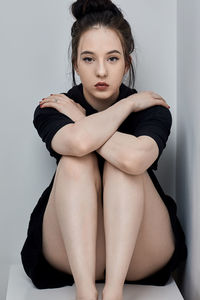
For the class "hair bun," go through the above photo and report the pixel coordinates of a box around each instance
[71,0,122,20]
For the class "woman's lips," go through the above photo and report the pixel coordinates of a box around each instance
[95,85,109,91]
[95,82,109,90]
[95,82,109,86]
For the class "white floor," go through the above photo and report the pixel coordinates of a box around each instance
[6,264,184,300]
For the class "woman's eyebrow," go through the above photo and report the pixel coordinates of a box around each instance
[80,50,122,56]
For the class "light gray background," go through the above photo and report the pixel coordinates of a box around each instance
[177,0,200,299]
[0,0,198,299]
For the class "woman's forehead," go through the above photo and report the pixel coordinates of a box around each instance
[78,26,123,53]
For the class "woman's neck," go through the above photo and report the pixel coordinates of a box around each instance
[82,86,120,112]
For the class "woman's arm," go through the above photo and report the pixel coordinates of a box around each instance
[40,95,134,157]
[74,97,134,155]
[40,91,169,160]
[96,131,159,175]
[96,103,172,175]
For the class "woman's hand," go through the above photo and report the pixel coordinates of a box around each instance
[127,91,170,113]
[39,93,86,122]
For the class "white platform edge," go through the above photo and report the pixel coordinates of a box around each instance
[6,264,184,300]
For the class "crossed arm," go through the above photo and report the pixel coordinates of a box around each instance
[95,131,159,175]
[50,95,159,175]
[74,97,159,175]
[70,110,158,175]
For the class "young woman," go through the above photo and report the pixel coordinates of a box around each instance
[21,1,187,300]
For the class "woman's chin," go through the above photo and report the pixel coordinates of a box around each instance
[83,86,119,104]
[93,87,119,99]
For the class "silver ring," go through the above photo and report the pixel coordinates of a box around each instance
[54,99,58,103]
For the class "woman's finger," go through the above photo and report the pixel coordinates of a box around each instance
[153,95,167,104]
[156,99,170,108]
[150,91,166,101]
[156,98,166,104]
[40,94,71,102]
[50,93,74,102]
[50,93,67,98]
[40,96,62,104]
[153,94,163,100]
[40,102,60,109]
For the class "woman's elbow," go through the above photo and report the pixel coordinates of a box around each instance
[122,152,145,175]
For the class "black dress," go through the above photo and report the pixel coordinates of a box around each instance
[21,83,187,289]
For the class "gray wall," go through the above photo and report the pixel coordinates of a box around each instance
[177,0,200,299]
[0,1,178,298]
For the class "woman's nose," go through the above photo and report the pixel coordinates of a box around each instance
[96,61,108,77]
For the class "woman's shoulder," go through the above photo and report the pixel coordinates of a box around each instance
[33,104,58,122]
[33,84,83,119]
[135,104,172,126]
[122,84,172,124]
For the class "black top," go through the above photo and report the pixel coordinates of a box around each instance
[21,82,187,289]
[33,83,172,172]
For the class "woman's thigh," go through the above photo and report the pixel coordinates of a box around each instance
[42,153,106,279]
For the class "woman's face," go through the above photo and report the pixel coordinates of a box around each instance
[74,26,129,111]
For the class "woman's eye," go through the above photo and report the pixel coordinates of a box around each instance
[82,57,119,63]
[83,57,93,63]
[109,57,119,62]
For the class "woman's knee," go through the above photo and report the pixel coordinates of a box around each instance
[103,160,144,186]
[57,152,101,182]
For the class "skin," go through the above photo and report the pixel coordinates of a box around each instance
[41,26,175,300]
[74,25,129,112]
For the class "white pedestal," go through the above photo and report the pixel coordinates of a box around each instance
[6,264,184,300]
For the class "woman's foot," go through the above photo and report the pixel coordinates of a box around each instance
[76,297,98,300]
[102,286,123,300]
[76,294,98,300]
[76,287,98,300]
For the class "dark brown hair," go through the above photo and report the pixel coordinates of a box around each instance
[68,0,136,88]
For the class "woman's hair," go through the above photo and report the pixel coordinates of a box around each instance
[68,0,136,88]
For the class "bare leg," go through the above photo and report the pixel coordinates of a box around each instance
[101,162,175,300]
[102,162,144,300]
[42,153,103,300]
